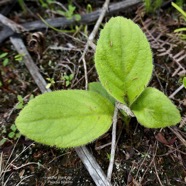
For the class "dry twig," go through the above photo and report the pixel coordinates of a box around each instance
[0,0,141,43]
[0,14,26,33]
[107,102,118,182]
[169,84,184,98]
[79,0,110,90]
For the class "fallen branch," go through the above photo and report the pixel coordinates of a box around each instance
[0,0,141,43]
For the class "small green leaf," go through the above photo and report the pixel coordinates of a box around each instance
[15,90,114,148]
[95,17,153,106]
[69,74,74,80]
[57,10,65,16]
[8,132,15,138]
[46,83,51,89]
[183,77,186,88]
[3,58,9,66]
[74,14,81,21]
[68,4,76,13]
[131,88,181,128]
[89,82,115,105]
[0,138,7,146]
[29,94,34,100]
[10,124,17,132]
[16,95,24,109]
[14,54,24,61]
[65,80,70,87]
[15,133,21,138]
[17,95,23,102]
[16,103,24,109]
[0,52,8,58]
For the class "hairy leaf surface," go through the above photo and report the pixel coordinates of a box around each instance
[95,17,153,106]
[131,88,181,128]
[89,82,115,105]
[16,90,114,148]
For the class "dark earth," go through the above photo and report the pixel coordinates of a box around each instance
[0,0,186,186]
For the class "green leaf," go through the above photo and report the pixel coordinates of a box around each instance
[183,77,186,88]
[10,124,17,132]
[16,95,24,109]
[131,88,181,128]
[15,133,21,138]
[95,17,153,106]
[68,4,76,13]
[15,90,114,148]
[89,82,115,105]
[8,132,15,138]
[0,52,8,58]
[69,74,74,80]
[57,10,66,16]
[3,58,9,66]
[172,2,186,19]
[0,138,7,146]
[65,80,70,87]
[15,103,24,109]
[74,14,81,21]
[46,83,51,89]
[17,95,23,102]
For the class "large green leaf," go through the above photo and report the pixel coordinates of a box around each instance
[95,17,153,106]
[89,82,115,105]
[16,90,114,148]
[131,88,181,128]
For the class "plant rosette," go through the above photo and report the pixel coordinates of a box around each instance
[15,17,181,148]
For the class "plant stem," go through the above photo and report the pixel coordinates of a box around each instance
[107,102,118,182]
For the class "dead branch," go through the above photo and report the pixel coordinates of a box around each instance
[0,14,26,33]
[0,0,13,6]
[0,0,141,44]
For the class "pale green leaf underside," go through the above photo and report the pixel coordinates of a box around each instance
[131,88,181,128]
[89,82,115,105]
[16,90,114,148]
[95,17,153,106]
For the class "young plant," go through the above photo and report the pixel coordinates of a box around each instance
[0,52,9,66]
[57,4,81,21]
[39,0,54,8]
[14,53,24,62]
[8,124,21,139]
[15,17,181,148]
[62,73,74,87]
[16,95,24,109]
[46,77,55,89]
[143,0,163,13]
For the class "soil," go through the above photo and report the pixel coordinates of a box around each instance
[0,1,186,186]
